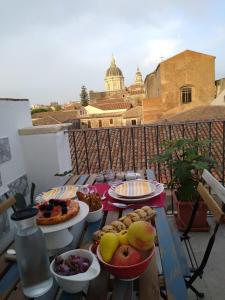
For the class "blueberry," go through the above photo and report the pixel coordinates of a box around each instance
[61,207,67,215]
[45,204,53,211]
[43,211,51,218]
[39,204,47,211]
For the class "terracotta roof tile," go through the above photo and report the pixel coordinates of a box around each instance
[122,106,142,118]
[32,111,79,125]
[159,105,225,122]
[67,120,225,184]
[91,102,131,111]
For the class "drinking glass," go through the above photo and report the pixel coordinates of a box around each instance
[77,185,89,195]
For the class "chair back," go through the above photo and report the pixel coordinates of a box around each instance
[197,183,224,223]
[199,169,225,223]
[202,169,225,205]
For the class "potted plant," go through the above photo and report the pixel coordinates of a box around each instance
[151,138,215,231]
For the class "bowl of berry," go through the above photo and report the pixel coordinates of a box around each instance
[50,249,100,293]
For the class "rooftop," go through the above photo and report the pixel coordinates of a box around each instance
[159,105,225,122]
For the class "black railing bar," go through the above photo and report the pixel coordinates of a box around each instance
[143,126,147,170]
[208,121,213,173]
[223,121,225,185]
[168,124,174,213]
[195,122,198,140]
[182,123,185,138]
[119,128,124,171]
[83,130,90,174]
[156,125,160,182]
[208,121,212,157]
[131,127,136,172]
[107,129,112,170]
[95,129,101,172]
[72,132,79,174]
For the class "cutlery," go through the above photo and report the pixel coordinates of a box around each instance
[101,191,107,200]
[108,202,133,208]
[108,202,157,209]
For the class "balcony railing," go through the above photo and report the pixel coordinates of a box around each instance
[65,120,225,186]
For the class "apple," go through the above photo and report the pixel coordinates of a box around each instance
[118,230,129,245]
[127,221,155,250]
[91,241,99,254]
[111,245,143,266]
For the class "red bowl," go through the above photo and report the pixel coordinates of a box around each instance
[96,245,155,280]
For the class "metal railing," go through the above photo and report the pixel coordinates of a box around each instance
[65,120,225,186]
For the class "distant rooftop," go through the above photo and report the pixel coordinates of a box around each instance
[158,105,225,123]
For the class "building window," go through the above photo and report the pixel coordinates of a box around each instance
[87,120,91,128]
[99,120,102,127]
[131,119,137,125]
[110,119,113,125]
[181,86,192,104]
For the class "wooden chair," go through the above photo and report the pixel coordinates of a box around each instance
[176,170,225,298]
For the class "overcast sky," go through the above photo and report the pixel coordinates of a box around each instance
[0,0,225,105]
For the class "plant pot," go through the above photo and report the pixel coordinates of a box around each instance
[173,191,209,232]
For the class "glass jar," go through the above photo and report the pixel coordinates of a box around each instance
[11,208,53,298]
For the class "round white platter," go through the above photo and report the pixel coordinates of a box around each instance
[114,179,156,198]
[35,185,78,204]
[38,201,89,250]
[108,182,164,203]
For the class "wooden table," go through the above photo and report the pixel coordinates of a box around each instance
[0,171,188,300]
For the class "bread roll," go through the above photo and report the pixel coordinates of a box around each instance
[92,206,156,241]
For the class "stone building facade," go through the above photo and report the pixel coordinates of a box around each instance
[215,78,225,96]
[143,50,216,123]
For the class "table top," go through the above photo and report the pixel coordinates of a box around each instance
[0,171,188,300]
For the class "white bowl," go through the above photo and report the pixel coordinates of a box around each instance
[86,205,103,223]
[50,249,100,293]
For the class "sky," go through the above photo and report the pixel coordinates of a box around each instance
[0,0,225,105]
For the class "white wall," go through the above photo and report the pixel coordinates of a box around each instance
[19,125,72,196]
[0,99,32,189]
[0,99,32,253]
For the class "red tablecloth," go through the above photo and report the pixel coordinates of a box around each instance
[91,183,166,211]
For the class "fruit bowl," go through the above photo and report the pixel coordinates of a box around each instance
[86,205,103,223]
[50,249,100,293]
[96,245,155,280]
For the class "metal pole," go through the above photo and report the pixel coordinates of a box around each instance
[144,126,147,170]
[95,130,101,172]
[83,130,90,174]
[156,125,160,182]
[72,131,79,174]
[107,129,112,170]
[222,121,225,185]
[131,127,136,171]
[119,128,124,171]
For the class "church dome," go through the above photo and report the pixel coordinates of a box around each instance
[106,56,123,77]
[135,67,143,84]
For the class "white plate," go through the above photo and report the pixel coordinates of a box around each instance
[35,185,78,203]
[108,182,164,203]
[114,179,156,198]
[39,201,89,233]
